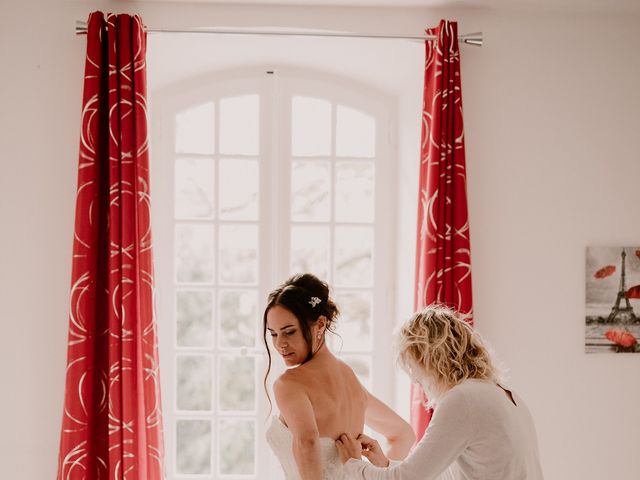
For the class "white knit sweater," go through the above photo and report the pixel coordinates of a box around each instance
[345,379,544,480]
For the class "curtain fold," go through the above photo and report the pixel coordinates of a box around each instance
[410,19,474,441]
[57,11,164,479]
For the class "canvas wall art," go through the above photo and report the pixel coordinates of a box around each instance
[586,247,640,353]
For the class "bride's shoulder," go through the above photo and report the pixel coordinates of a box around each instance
[274,368,306,388]
[272,370,312,408]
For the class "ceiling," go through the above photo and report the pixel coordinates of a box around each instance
[140,0,477,5]
[138,0,640,13]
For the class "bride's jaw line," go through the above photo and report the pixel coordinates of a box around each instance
[282,350,303,366]
[283,337,327,368]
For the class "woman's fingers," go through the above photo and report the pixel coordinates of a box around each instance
[357,433,380,451]
[340,433,357,447]
[335,437,350,464]
[335,433,362,463]
[354,434,389,467]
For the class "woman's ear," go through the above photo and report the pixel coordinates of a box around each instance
[316,315,327,335]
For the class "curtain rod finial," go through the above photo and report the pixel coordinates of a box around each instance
[461,32,482,46]
[76,20,87,35]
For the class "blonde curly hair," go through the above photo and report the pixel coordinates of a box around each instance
[395,305,498,397]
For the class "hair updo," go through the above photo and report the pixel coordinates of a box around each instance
[262,273,339,408]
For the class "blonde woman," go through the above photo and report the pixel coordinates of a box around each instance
[336,305,544,480]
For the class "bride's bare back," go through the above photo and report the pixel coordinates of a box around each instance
[279,350,367,439]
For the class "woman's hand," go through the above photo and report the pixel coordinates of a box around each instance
[335,433,362,464]
[357,433,390,467]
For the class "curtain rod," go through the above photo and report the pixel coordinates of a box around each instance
[74,21,482,46]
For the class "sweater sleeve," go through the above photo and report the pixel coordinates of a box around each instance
[343,388,474,480]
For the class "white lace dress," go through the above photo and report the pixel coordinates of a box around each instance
[265,416,350,480]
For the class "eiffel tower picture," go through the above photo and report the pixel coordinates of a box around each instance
[585,247,640,353]
[606,248,638,324]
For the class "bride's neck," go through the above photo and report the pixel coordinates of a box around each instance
[310,341,333,362]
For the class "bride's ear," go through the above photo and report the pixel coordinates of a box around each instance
[316,315,327,335]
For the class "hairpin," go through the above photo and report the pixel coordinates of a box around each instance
[309,296,321,308]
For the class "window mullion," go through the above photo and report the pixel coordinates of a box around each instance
[330,101,337,286]
[275,72,292,283]
[259,70,286,479]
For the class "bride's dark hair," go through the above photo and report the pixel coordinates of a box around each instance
[263,273,339,413]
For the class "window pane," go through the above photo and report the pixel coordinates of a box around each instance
[220,95,259,155]
[176,355,211,411]
[336,105,375,158]
[219,289,257,348]
[176,290,213,347]
[219,356,256,412]
[334,226,373,287]
[333,291,372,352]
[176,420,211,475]
[335,161,374,223]
[290,226,330,279]
[175,102,215,155]
[219,225,258,285]
[219,158,259,220]
[292,96,331,156]
[219,419,255,475]
[291,160,330,222]
[175,157,215,219]
[175,224,214,283]
[341,355,371,389]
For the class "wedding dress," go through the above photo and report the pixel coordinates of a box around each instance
[265,415,350,480]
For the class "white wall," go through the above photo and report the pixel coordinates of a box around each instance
[469,9,640,480]
[1,1,639,479]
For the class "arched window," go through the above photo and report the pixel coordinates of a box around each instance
[152,67,397,479]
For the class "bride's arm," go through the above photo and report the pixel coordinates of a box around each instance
[364,390,415,460]
[274,376,323,480]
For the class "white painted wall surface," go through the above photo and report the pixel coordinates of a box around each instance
[1,1,639,479]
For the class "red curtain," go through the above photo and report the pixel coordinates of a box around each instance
[410,19,474,440]
[57,12,164,479]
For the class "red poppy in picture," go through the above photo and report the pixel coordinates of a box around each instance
[594,265,616,279]
[604,329,637,348]
[627,285,640,299]
[636,250,640,261]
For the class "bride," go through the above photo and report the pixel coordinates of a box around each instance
[263,273,415,480]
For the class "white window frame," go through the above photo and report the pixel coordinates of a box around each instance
[151,66,398,480]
